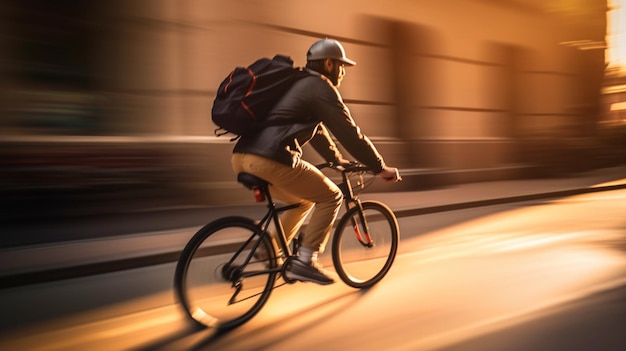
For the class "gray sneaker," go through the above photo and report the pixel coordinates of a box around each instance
[285,259,334,285]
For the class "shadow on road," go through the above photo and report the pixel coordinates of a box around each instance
[438,284,626,351]
[143,288,369,351]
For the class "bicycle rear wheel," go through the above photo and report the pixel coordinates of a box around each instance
[332,201,399,288]
[174,216,277,330]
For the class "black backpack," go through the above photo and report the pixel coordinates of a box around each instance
[212,54,303,138]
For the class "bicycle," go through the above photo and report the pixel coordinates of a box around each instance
[173,162,400,330]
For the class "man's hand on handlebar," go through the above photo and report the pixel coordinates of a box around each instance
[327,158,356,171]
[321,161,401,182]
[379,167,402,183]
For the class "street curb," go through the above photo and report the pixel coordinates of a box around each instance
[2,183,626,290]
[394,183,626,217]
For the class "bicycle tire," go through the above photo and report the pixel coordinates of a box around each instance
[174,216,277,330]
[332,201,399,288]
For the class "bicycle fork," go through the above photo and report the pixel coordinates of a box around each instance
[350,201,374,247]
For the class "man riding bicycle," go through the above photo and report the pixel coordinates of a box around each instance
[231,38,401,285]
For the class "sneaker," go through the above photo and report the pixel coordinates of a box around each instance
[285,259,334,285]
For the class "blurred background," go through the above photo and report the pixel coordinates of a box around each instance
[1,0,624,223]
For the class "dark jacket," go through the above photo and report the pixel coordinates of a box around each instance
[233,69,387,174]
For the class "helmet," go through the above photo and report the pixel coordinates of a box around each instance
[306,39,356,66]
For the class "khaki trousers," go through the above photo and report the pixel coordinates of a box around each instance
[231,153,343,253]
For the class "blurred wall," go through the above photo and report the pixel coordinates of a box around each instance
[0,0,608,205]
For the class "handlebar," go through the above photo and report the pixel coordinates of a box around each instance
[318,161,402,184]
[316,162,371,173]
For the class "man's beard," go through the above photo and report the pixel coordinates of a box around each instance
[326,68,342,87]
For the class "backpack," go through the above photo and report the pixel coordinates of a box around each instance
[211,54,302,138]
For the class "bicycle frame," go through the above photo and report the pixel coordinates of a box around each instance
[256,188,301,260]
[235,162,376,278]
[228,183,301,281]
[175,162,398,329]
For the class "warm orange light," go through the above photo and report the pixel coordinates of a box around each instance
[608,0,626,69]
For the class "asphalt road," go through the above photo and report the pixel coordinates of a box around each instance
[0,189,625,351]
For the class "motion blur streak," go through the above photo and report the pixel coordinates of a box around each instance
[1,0,620,223]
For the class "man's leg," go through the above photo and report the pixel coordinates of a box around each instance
[232,153,342,252]
[232,153,342,284]
[233,153,314,243]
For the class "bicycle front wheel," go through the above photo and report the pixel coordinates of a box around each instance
[332,201,399,288]
[174,216,277,330]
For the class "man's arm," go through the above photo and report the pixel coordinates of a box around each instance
[312,80,386,173]
[309,123,350,165]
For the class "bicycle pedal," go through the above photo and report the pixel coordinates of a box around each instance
[281,259,299,284]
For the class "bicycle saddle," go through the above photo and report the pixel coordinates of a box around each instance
[237,172,270,190]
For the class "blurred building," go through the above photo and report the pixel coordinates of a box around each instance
[0,0,610,212]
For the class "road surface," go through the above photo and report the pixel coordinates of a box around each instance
[1,189,625,350]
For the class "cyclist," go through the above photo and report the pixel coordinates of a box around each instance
[232,38,401,285]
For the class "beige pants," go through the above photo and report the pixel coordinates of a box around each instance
[231,153,343,252]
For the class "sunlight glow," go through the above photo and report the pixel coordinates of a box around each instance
[608,0,626,68]
[610,101,626,110]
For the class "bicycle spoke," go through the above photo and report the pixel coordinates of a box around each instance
[174,217,277,330]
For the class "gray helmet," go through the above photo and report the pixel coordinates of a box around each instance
[306,39,356,66]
